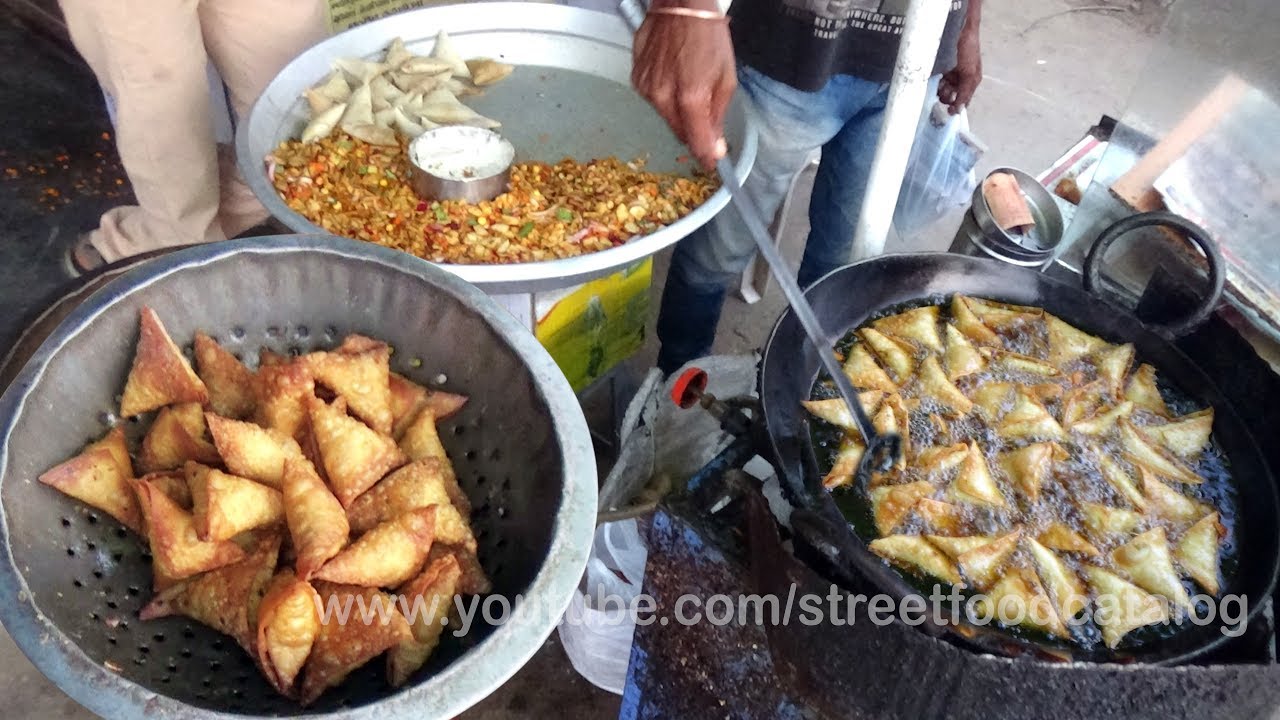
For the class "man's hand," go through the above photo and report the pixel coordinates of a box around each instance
[938,11,981,114]
[631,7,736,170]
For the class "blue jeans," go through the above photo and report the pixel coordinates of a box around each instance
[656,66,893,374]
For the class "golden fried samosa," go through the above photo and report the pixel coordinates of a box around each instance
[1084,565,1168,648]
[313,507,437,588]
[926,534,994,560]
[299,582,413,706]
[1096,453,1148,512]
[1119,420,1202,485]
[958,528,1022,590]
[983,348,1060,377]
[951,296,1002,346]
[187,462,284,542]
[841,343,898,393]
[918,356,973,417]
[1142,469,1210,525]
[388,555,462,687]
[1080,501,1143,541]
[389,372,431,438]
[193,332,256,419]
[282,458,349,579]
[139,535,280,654]
[1125,364,1169,416]
[139,402,221,473]
[309,396,408,507]
[869,481,935,536]
[997,442,1057,502]
[1038,522,1101,557]
[943,324,986,380]
[872,306,943,353]
[1110,527,1192,611]
[426,542,490,595]
[305,343,393,436]
[1026,537,1088,622]
[961,297,1044,329]
[918,443,969,477]
[822,436,865,490]
[1092,343,1135,398]
[869,535,961,585]
[143,470,192,510]
[914,498,967,535]
[1069,401,1134,436]
[256,570,323,697]
[206,413,302,490]
[253,360,315,441]
[970,381,1016,421]
[1046,314,1110,367]
[947,442,1006,508]
[860,327,916,383]
[399,406,450,466]
[1176,513,1223,595]
[466,58,514,86]
[346,459,475,549]
[1061,381,1108,428]
[1143,409,1214,459]
[800,391,884,432]
[972,567,1067,639]
[998,391,1066,442]
[39,430,141,533]
[133,477,246,581]
[120,307,209,417]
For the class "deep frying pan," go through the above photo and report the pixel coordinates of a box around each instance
[759,214,1280,664]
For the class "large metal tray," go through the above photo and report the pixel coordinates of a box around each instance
[238,3,758,294]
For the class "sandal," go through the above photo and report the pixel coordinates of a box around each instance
[63,231,107,277]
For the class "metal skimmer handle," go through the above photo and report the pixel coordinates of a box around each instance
[714,157,901,473]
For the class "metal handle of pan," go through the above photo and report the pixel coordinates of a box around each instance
[1082,211,1225,338]
[713,157,901,473]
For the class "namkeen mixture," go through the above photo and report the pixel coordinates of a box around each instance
[270,134,717,264]
[270,33,718,265]
[804,296,1229,650]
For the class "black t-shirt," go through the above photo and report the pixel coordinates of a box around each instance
[730,0,969,91]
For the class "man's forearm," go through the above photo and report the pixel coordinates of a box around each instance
[963,0,981,33]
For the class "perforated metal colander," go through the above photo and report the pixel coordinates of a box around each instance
[0,236,597,719]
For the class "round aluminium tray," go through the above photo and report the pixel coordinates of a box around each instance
[0,236,598,718]
[238,3,759,295]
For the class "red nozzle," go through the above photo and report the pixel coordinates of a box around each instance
[671,368,708,409]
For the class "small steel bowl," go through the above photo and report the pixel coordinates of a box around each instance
[971,166,1065,256]
[408,126,515,203]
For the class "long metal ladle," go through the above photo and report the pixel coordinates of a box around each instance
[714,157,901,474]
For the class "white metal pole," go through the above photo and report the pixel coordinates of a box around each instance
[850,0,953,260]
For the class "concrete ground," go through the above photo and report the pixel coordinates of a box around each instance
[0,0,1165,717]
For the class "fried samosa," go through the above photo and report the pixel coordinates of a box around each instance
[256,570,323,697]
[188,462,285,542]
[309,396,408,507]
[869,535,961,585]
[870,481,935,536]
[139,402,221,473]
[299,583,413,706]
[313,506,437,588]
[194,332,256,419]
[282,458,349,579]
[39,428,141,533]
[388,555,461,687]
[120,307,209,417]
[1176,513,1223,595]
[139,534,280,653]
[133,477,246,581]
[1084,565,1169,648]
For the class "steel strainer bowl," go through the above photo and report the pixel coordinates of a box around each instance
[0,235,597,719]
